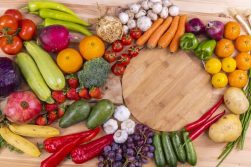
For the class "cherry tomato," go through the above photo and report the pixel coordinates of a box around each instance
[111,63,126,76]
[128,45,140,57]
[18,19,36,41]
[117,53,131,66]
[1,36,23,55]
[112,40,123,52]
[4,9,22,22]
[104,50,117,63]
[0,15,18,35]
[121,34,133,46]
[130,27,142,39]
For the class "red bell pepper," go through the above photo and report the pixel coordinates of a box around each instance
[184,96,224,132]
[43,127,100,153]
[71,134,114,164]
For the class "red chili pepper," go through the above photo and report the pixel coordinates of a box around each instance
[188,110,225,141]
[43,127,100,153]
[185,96,224,132]
[71,134,114,164]
[41,133,97,167]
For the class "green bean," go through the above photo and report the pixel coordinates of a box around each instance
[41,18,92,36]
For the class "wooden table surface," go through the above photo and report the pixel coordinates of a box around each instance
[0,0,251,167]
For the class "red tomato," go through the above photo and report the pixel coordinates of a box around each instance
[18,19,36,41]
[117,53,131,66]
[104,50,117,63]
[112,40,123,52]
[0,15,18,35]
[1,36,23,55]
[112,63,126,76]
[130,27,142,39]
[4,9,22,22]
[121,34,133,46]
[128,45,140,57]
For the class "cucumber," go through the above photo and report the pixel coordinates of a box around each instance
[183,131,197,166]
[16,52,54,104]
[87,99,114,129]
[170,131,186,163]
[153,133,166,167]
[24,41,65,91]
[161,132,177,167]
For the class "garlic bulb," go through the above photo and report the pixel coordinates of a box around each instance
[119,12,129,24]
[152,2,162,14]
[147,10,158,21]
[127,19,137,29]
[123,25,129,34]
[137,16,152,31]
[141,0,150,10]
[125,10,135,19]
[162,0,172,7]
[135,9,147,18]
[160,7,169,18]
[129,3,141,14]
[169,5,180,16]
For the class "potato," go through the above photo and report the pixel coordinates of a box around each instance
[209,114,242,143]
[224,87,249,114]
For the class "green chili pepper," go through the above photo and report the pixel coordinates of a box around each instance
[180,33,199,51]
[41,18,92,36]
[33,9,90,27]
[27,1,77,17]
[194,40,216,60]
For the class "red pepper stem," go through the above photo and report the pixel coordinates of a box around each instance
[189,110,226,141]
[185,96,224,132]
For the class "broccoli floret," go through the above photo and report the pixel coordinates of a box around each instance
[78,58,110,89]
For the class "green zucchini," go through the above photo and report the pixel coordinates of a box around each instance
[153,133,166,167]
[24,41,65,90]
[16,52,54,104]
[183,131,197,166]
[171,131,186,163]
[161,132,177,167]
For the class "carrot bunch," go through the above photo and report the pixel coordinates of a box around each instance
[136,15,187,53]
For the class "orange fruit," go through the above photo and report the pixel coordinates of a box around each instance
[235,52,251,70]
[224,21,241,40]
[228,70,248,88]
[215,39,235,58]
[57,48,83,74]
[79,35,105,60]
[235,35,251,52]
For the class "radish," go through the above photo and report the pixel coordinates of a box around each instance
[39,25,70,53]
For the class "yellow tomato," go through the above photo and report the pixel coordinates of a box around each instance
[221,57,236,73]
[211,72,228,88]
[205,58,222,74]
[56,48,83,74]
[79,35,105,60]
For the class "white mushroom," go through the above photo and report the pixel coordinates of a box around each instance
[169,5,180,16]
[129,3,141,14]
[135,9,147,18]
[119,12,129,24]
[141,0,150,10]
[148,1,154,8]
[127,19,137,29]
[160,7,169,18]
[137,16,152,31]
[123,25,129,34]
[162,0,172,7]
[152,2,162,14]
[125,10,135,19]
[147,10,158,21]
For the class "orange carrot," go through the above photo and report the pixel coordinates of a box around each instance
[158,16,180,48]
[169,15,188,52]
[147,17,173,49]
[136,18,164,46]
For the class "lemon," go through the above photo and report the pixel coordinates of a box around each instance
[221,57,236,73]
[211,72,228,88]
[205,58,222,74]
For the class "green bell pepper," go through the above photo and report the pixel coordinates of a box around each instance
[179,33,199,51]
[194,40,216,60]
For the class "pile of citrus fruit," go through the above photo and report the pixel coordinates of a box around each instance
[205,21,251,88]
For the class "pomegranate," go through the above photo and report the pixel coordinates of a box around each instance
[3,91,42,124]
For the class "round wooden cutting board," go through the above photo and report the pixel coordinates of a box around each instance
[122,49,224,131]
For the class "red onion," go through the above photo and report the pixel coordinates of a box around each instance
[206,21,225,41]
[39,25,70,53]
[185,18,205,35]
